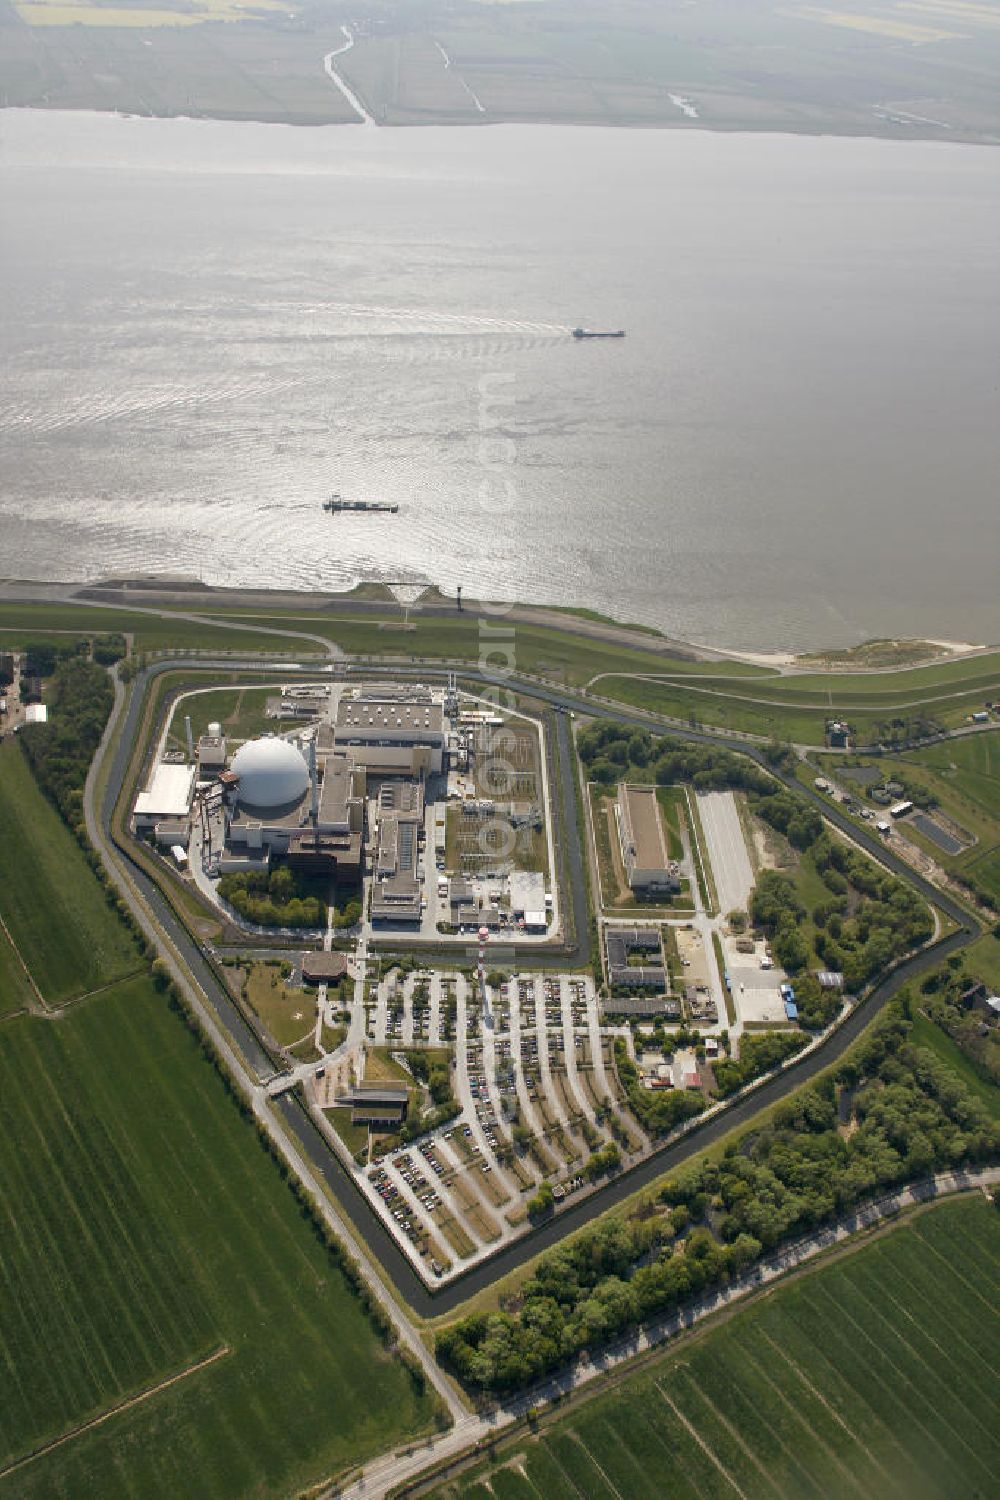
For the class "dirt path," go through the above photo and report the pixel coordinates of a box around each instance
[0,911,48,1013]
[0,1346,230,1483]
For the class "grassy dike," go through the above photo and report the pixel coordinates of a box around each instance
[4,597,998,747]
[0,733,443,1496]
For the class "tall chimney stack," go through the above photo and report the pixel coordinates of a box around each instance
[184,715,195,762]
[309,736,319,830]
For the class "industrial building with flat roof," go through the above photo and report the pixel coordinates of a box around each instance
[133,763,197,832]
[602,995,681,1018]
[334,689,445,775]
[615,783,680,894]
[371,804,422,924]
[605,926,668,992]
[337,1081,409,1128]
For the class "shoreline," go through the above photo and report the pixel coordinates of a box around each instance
[0,572,991,672]
[0,103,995,151]
[2,104,999,151]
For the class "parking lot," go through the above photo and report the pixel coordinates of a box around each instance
[343,972,644,1282]
[697,790,755,916]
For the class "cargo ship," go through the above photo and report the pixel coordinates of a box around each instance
[572,327,625,339]
[323,494,399,515]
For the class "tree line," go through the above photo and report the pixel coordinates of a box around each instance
[18,658,114,830]
[578,721,822,848]
[751,831,933,1021]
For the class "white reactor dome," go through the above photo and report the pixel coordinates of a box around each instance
[231,736,310,810]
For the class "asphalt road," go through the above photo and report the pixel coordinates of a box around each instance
[102,654,979,1317]
[100,661,277,1079]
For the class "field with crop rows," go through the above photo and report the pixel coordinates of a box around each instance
[430,1195,1000,1500]
[0,741,438,1494]
[0,745,141,1003]
[0,977,438,1497]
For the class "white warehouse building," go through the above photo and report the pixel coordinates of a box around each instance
[133,763,196,837]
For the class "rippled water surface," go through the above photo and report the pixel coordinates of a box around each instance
[2,110,998,650]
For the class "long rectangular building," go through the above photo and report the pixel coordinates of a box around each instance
[371,809,422,924]
[615,783,679,894]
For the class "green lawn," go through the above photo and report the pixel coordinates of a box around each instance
[598,673,830,742]
[245,960,316,1048]
[0,745,141,1003]
[655,785,685,860]
[430,1195,1000,1500]
[0,979,438,1496]
[598,670,1000,746]
[2,601,998,736]
[0,603,320,658]
[0,602,758,687]
[966,847,1000,903]
[170,685,276,744]
[888,734,1000,826]
[968,933,1000,991]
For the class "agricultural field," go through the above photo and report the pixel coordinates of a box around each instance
[427,1194,1000,1500]
[15,0,288,25]
[0,728,439,1491]
[0,6,361,123]
[0,924,36,1019]
[0,978,439,1497]
[4,0,1000,137]
[335,0,1000,138]
[0,744,141,1004]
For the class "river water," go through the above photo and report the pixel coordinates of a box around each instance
[1,109,998,651]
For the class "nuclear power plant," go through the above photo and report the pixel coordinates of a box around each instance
[130,675,556,941]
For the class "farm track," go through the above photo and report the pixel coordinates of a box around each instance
[0,1347,230,1483]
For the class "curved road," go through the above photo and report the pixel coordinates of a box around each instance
[93,652,979,1320]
